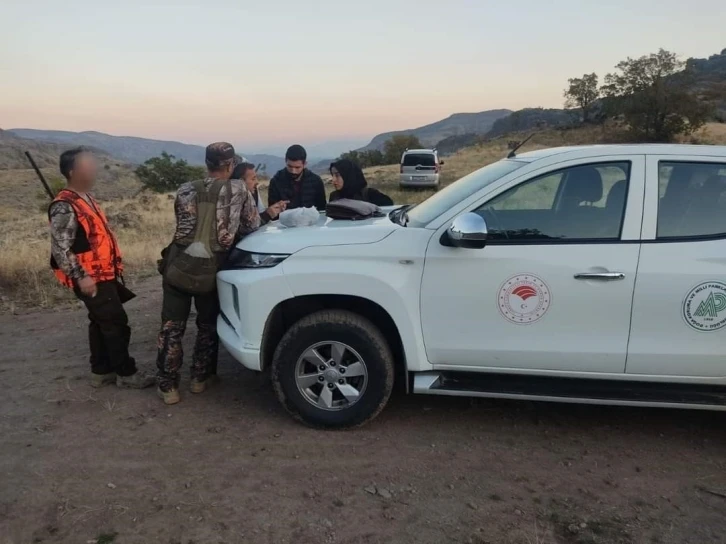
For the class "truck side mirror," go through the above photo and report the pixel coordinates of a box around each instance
[446,213,488,249]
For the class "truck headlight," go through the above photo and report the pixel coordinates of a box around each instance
[222,249,289,270]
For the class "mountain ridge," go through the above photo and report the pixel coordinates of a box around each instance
[8,129,287,174]
[0,128,117,170]
[358,109,512,151]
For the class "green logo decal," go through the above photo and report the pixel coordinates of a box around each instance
[694,292,726,318]
[683,282,726,332]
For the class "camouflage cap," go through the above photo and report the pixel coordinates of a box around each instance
[205,142,237,168]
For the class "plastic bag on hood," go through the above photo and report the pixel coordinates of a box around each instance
[278,206,320,228]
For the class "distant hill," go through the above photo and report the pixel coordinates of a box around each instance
[359,109,512,151]
[433,109,576,154]
[486,108,575,139]
[8,129,286,173]
[304,139,369,160]
[0,129,116,170]
[687,48,726,83]
[687,48,726,118]
[309,158,335,175]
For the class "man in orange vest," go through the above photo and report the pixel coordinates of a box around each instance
[49,148,154,389]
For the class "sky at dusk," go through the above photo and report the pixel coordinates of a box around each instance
[1,0,725,155]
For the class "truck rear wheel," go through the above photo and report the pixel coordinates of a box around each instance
[271,310,395,428]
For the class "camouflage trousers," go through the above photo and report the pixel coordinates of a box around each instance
[156,282,219,391]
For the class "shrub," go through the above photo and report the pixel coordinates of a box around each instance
[135,152,205,193]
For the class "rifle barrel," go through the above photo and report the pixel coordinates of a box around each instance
[25,151,54,200]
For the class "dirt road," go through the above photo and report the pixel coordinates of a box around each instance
[2,277,726,544]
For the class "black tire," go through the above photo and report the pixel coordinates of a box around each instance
[271,310,394,429]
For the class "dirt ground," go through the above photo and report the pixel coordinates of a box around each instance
[2,278,726,544]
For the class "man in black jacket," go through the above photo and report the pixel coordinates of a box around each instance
[268,144,326,210]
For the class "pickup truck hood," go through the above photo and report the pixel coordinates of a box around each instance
[238,211,400,254]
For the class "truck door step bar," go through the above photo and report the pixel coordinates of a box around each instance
[412,372,726,411]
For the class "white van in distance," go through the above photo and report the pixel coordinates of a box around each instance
[399,148,443,188]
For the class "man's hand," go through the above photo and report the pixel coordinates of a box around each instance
[266,200,289,219]
[78,276,97,298]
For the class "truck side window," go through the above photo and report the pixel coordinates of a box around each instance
[657,161,726,239]
[475,162,631,242]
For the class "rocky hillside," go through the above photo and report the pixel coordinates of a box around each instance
[486,108,575,139]
[359,109,512,151]
[434,109,574,154]
[8,129,286,172]
[440,48,726,154]
[688,48,726,80]
[687,48,726,118]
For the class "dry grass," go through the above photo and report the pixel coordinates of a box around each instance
[1,123,725,310]
[685,122,726,145]
[109,197,176,278]
[0,212,68,308]
[0,193,174,309]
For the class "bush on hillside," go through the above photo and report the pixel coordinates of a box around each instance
[337,135,423,168]
[602,49,712,142]
[135,152,205,193]
[339,149,386,168]
[383,134,423,164]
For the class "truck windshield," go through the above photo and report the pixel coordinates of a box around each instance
[405,159,527,227]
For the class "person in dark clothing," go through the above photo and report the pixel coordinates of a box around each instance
[268,144,326,210]
[329,158,394,206]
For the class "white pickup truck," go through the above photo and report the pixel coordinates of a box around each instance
[217,144,726,428]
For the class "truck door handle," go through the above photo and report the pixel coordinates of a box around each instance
[574,272,625,281]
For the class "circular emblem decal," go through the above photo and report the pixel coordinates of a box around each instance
[497,274,551,325]
[682,281,726,332]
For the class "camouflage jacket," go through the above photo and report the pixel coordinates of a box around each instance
[173,177,262,249]
[48,197,90,282]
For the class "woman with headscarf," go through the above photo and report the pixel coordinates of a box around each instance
[329,159,393,206]
[231,162,287,223]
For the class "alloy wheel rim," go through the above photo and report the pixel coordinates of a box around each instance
[294,341,368,411]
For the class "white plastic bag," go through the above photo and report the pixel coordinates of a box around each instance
[278,207,320,228]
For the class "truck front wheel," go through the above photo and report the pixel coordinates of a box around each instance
[271,310,395,428]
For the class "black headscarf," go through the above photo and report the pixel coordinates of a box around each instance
[330,158,367,199]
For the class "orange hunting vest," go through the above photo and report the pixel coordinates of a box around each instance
[49,189,123,288]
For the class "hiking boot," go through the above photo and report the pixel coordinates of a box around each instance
[157,387,180,405]
[190,374,220,394]
[116,372,155,389]
[90,372,117,388]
